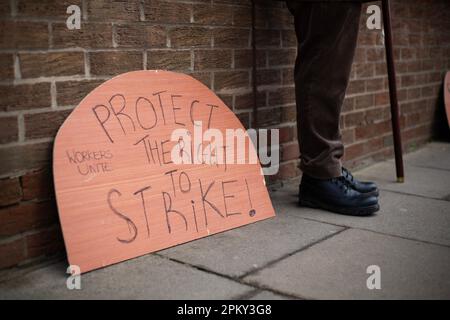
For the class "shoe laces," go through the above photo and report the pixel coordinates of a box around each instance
[342,167,354,183]
[331,176,353,193]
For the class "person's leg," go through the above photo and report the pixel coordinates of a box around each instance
[286,1,379,216]
[287,1,361,179]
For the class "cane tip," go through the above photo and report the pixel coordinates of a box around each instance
[397,176,404,183]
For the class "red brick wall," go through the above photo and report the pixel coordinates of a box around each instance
[0,0,449,271]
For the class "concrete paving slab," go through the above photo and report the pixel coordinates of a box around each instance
[159,209,343,278]
[355,162,450,200]
[0,254,253,300]
[276,183,450,246]
[244,229,450,299]
[394,142,450,171]
[249,290,292,300]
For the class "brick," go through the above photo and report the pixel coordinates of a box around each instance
[87,0,140,21]
[355,120,391,140]
[342,96,355,112]
[401,48,415,60]
[26,227,64,259]
[357,31,381,46]
[344,111,365,128]
[375,63,387,76]
[170,27,211,48]
[90,51,142,76]
[0,0,10,17]
[281,30,297,47]
[374,91,389,106]
[17,0,82,18]
[52,23,113,48]
[255,30,281,48]
[214,71,249,91]
[115,24,166,48]
[268,48,296,67]
[354,63,374,79]
[217,0,251,6]
[366,48,385,62]
[0,200,58,237]
[344,142,364,160]
[281,143,299,161]
[194,4,232,26]
[281,105,296,122]
[232,6,252,27]
[256,69,281,86]
[187,72,212,89]
[354,94,374,110]
[0,21,49,49]
[402,124,431,142]
[282,68,294,85]
[264,8,294,30]
[0,116,18,144]
[24,110,72,140]
[257,107,281,127]
[365,106,390,123]
[271,161,300,182]
[353,47,366,64]
[407,87,421,100]
[0,83,51,111]
[366,78,385,92]
[217,94,233,107]
[346,80,365,95]
[278,126,294,143]
[0,142,52,176]
[213,28,250,48]
[234,49,266,68]
[19,52,84,78]
[421,59,434,72]
[341,128,354,144]
[268,86,295,106]
[421,86,436,98]
[406,60,422,73]
[0,177,22,207]
[405,112,421,128]
[235,91,265,110]
[235,112,250,129]
[0,238,25,269]
[56,79,104,106]
[0,53,14,80]
[144,0,191,24]
[147,50,191,71]
[194,49,232,70]
[401,74,416,88]
[21,168,53,201]
[234,92,252,110]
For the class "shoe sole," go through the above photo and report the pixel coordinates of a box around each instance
[299,197,380,216]
[362,189,379,197]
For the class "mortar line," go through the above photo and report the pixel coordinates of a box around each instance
[153,253,305,300]
[407,164,450,173]
[293,215,450,249]
[377,187,450,203]
[232,288,261,300]
[238,227,349,279]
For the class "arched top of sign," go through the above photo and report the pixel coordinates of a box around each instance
[444,71,450,128]
[53,70,275,273]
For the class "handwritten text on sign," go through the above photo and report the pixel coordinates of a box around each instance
[53,71,275,273]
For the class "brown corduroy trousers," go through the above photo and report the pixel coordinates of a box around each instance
[286,1,362,179]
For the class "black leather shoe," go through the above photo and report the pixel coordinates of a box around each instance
[342,167,379,197]
[299,174,379,216]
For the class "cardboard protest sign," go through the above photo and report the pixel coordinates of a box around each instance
[444,71,450,128]
[53,70,275,273]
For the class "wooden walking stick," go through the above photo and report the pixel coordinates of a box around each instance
[382,0,405,182]
[251,0,258,129]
